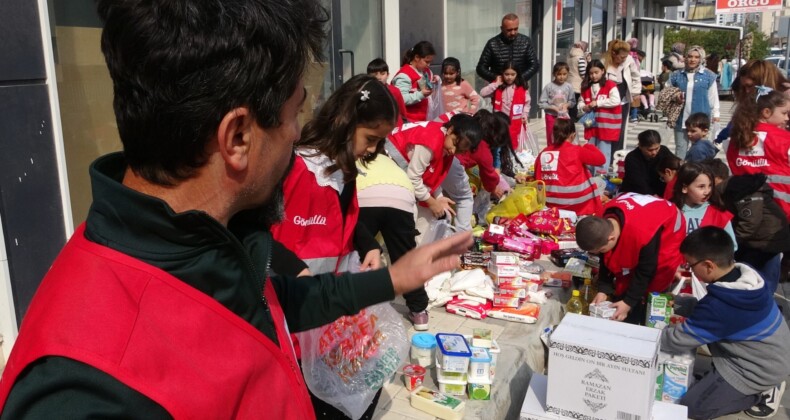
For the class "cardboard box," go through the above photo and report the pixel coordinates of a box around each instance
[523,374,686,420]
[520,374,559,420]
[547,314,660,420]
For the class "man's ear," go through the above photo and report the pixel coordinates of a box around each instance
[216,107,254,171]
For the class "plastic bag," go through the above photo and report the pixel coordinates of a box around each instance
[485,181,546,224]
[578,110,597,129]
[517,123,540,156]
[418,218,456,247]
[671,273,708,300]
[426,78,445,122]
[297,302,409,419]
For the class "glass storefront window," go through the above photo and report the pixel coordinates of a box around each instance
[446,0,533,91]
[591,0,608,60]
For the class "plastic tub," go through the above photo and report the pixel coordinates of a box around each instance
[410,333,437,368]
[436,333,472,373]
[437,369,468,396]
[467,376,493,400]
[402,364,427,391]
[468,347,492,381]
[488,339,501,380]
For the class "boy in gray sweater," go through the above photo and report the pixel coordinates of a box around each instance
[662,227,790,419]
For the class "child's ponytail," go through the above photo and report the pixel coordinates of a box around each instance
[402,41,435,66]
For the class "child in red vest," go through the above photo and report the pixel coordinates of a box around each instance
[671,162,736,247]
[270,74,400,418]
[480,62,530,150]
[392,41,437,122]
[534,117,605,216]
[579,59,622,174]
[385,114,483,232]
[367,58,407,126]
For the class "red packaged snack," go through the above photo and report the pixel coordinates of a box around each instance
[445,297,492,320]
[525,208,575,235]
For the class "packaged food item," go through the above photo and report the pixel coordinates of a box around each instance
[402,364,427,391]
[467,347,492,382]
[662,354,694,403]
[467,378,492,400]
[646,292,672,329]
[487,262,519,279]
[460,251,490,270]
[500,236,538,257]
[589,301,616,319]
[491,251,519,266]
[411,332,437,368]
[495,284,528,299]
[436,370,468,396]
[487,302,541,323]
[471,328,492,348]
[410,386,465,420]
[549,248,586,267]
[565,290,586,315]
[492,294,520,308]
[436,333,472,373]
[542,271,572,288]
[482,224,507,245]
[445,297,491,320]
[488,339,501,380]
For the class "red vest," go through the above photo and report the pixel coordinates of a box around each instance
[0,226,314,419]
[494,86,528,150]
[581,81,622,142]
[700,204,734,230]
[535,142,603,215]
[394,65,432,122]
[388,121,454,196]
[270,154,358,274]
[727,122,790,220]
[601,193,686,296]
[387,84,408,127]
[663,177,677,201]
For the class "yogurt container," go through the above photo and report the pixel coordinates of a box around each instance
[402,364,427,391]
[467,376,492,400]
[468,347,492,381]
[410,333,437,368]
[488,339,501,380]
[437,370,468,397]
[436,333,472,373]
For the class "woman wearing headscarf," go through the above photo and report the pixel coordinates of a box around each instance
[667,45,720,159]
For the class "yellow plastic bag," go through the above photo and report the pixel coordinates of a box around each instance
[485,181,545,224]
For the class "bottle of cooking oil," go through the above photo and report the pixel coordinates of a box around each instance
[565,290,587,315]
[579,278,597,304]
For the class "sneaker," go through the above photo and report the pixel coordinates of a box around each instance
[409,311,429,331]
[629,118,638,123]
[745,381,786,418]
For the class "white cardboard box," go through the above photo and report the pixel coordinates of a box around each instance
[546,314,661,420]
[522,374,687,420]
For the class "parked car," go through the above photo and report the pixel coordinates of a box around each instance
[764,56,788,77]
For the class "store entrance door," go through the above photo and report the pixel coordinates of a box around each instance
[301,0,384,123]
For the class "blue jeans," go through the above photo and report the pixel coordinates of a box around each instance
[440,158,474,231]
[674,128,690,160]
[630,105,639,121]
[589,138,612,174]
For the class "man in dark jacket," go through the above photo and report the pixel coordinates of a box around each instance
[476,13,540,85]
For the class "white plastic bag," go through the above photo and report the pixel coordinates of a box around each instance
[671,273,708,300]
[426,78,445,121]
[297,302,409,419]
[418,218,455,247]
[517,123,540,156]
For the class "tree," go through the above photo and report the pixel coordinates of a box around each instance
[664,22,769,60]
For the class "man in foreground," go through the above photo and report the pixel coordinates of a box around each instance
[0,1,471,418]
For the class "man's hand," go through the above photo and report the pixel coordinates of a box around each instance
[492,185,507,199]
[610,301,632,322]
[389,232,473,295]
[359,249,382,271]
[591,292,608,304]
